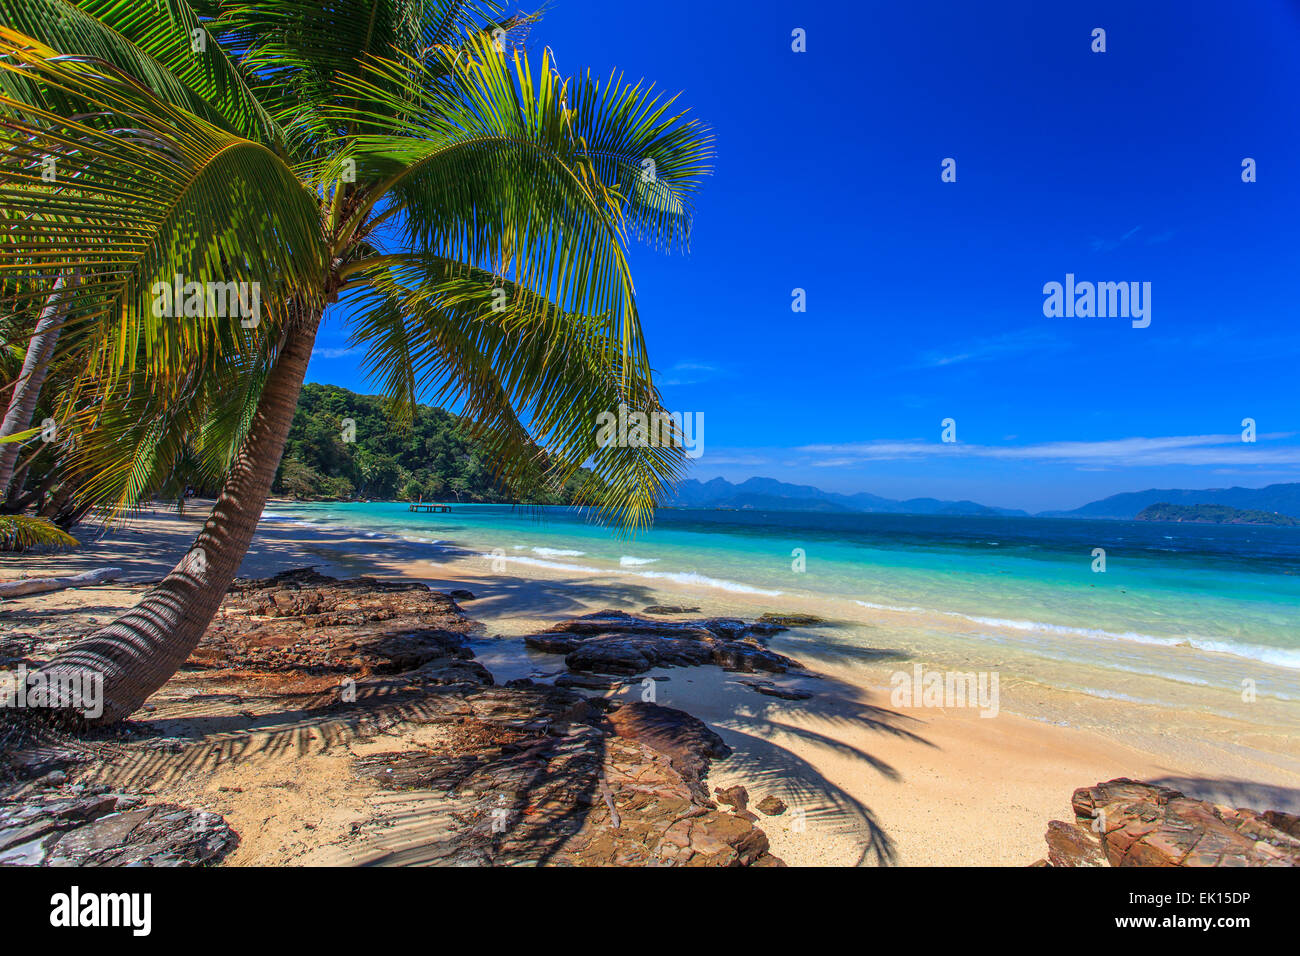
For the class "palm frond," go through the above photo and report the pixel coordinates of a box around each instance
[0,0,282,144]
[352,254,687,529]
[0,513,77,551]
[208,0,521,149]
[0,29,327,389]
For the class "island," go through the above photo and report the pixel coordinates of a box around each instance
[1135,502,1300,527]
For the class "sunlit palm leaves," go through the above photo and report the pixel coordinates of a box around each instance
[0,0,281,144]
[0,29,326,382]
[0,2,713,531]
[0,513,78,550]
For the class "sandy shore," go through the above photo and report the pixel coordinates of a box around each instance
[3,503,1298,866]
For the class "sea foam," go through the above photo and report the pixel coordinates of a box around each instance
[855,600,1300,670]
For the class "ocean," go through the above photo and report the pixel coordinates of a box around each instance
[262,502,1300,726]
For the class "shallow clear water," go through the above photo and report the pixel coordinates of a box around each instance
[262,503,1300,717]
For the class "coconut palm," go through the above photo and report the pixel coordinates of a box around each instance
[0,276,74,496]
[0,428,77,550]
[0,0,711,724]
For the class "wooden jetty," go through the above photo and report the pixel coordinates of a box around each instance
[408,503,451,513]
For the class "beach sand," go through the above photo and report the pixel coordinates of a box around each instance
[3,504,1298,866]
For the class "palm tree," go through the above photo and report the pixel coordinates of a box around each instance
[0,276,74,496]
[0,0,711,725]
[0,429,77,550]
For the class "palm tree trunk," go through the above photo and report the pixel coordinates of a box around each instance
[0,277,72,497]
[39,307,322,725]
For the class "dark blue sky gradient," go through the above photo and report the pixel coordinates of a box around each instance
[307,0,1300,511]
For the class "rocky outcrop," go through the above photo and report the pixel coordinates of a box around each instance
[0,782,237,866]
[524,609,802,677]
[196,568,490,688]
[2,572,783,867]
[341,692,780,866]
[605,701,731,804]
[1041,778,1300,867]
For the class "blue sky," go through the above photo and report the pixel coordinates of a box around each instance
[307,0,1300,513]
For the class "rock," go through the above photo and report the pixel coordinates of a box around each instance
[756,795,787,816]
[1042,778,1300,867]
[1044,819,1105,866]
[523,610,804,678]
[0,789,237,866]
[334,691,780,867]
[757,612,828,627]
[189,569,490,692]
[738,678,813,700]
[545,609,782,643]
[1264,810,1300,839]
[714,785,749,811]
[643,605,701,615]
[605,702,731,805]
[447,589,476,602]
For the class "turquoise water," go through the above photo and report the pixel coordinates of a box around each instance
[265,503,1300,680]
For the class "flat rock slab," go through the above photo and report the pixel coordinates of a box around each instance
[1041,778,1300,867]
[193,568,491,690]
[605,702,731,805]
[756,613,829,627]
[524,609,803,678]
[545,609,787,641]
[738,678,813,700]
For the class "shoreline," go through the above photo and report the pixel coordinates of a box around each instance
[4,503,1300,865]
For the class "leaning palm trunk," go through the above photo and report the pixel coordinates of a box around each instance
[0,277,71,496]
[4,9,711,728]
[39,309,322,725]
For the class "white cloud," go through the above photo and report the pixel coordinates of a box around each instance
[796,433,1300,468]
[662,361,725,386]
[913,330,1066,370]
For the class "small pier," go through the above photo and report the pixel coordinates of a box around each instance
[408,503,451,513]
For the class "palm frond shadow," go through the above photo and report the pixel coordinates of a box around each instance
[76,686,445,792]
[690,670,937,867]
[1147,776,1300,814]
[714,723,897,867]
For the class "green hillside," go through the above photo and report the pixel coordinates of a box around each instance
[273,383,586,504]
[1135,502,1300,527]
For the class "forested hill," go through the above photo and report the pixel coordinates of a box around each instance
[273,383,584,503]
[1135,502,1300,527]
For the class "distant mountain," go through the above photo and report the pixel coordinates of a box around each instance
[666,476,1300,522]
[1041,482,1300,520]
[665,477,1028,517]
[1136,503,1300,527]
